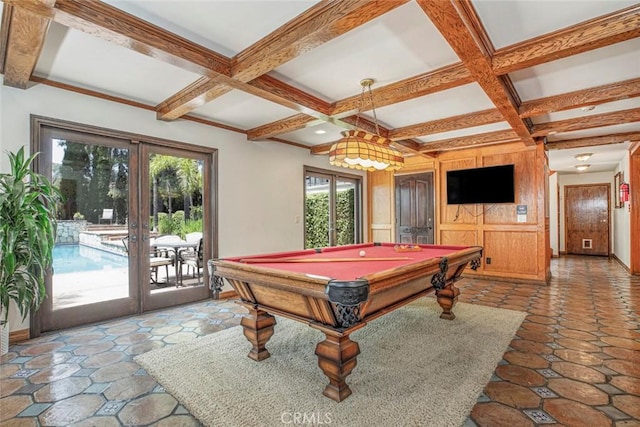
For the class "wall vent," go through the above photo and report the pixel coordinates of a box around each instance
[582,239,593,249]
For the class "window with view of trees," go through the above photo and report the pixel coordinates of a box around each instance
[304,167,362,249]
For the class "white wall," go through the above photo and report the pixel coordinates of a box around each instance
[613,153,631,267]
[0,81,367,331]
[549,172,559,256]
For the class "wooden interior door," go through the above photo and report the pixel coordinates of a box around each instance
[565,184,610,256]
[395,173,434,244]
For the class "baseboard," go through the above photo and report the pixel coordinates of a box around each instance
[464,273,549,286]
[611,253,631,273]
[9,328,30,344]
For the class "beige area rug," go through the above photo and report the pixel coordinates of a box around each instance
[135,300,526,427]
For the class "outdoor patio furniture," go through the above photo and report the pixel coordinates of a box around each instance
[99,209,114,224]
[122,236,173,285]
[178,238,203,286]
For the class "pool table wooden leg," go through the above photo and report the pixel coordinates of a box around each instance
[315,333,360,402]
[241,308,276,361]
[436,282,460,320]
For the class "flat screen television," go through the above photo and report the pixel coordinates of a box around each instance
[446,164,515,204]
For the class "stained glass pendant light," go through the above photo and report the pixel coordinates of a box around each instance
[329,79,403,172]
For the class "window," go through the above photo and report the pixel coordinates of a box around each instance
[304,167,362,248]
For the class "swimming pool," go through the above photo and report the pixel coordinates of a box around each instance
[53,244,128,274]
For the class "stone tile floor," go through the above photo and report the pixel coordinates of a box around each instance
[1,255,639,426]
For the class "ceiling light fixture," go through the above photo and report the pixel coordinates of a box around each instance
[574,153,593,162]
[580,105,595,112]
[329,79,403,171]
[314,129,327,135]
[575,164,591,172]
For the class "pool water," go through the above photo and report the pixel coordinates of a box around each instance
[53,244,128,274]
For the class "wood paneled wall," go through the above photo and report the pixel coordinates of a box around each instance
[368,143,551,284]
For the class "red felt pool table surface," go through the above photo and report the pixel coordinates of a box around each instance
[225,242,469,280]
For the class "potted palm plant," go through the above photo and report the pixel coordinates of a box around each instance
[0,147,61,354]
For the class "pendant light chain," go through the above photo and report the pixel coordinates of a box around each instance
[366,83,381,137]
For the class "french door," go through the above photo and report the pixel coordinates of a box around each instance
[32,117,214,333]
[304,167,362,248]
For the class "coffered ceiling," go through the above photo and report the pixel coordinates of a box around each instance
[1,0,638,174]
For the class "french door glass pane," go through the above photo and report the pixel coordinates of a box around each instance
[305,175,331,249]
[148,153,204,291]
[336,179,357,245]
[51,139,130,309]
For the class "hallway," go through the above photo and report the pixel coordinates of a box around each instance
[1,256,639,426]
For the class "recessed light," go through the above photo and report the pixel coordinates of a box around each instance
[314,130,327,135]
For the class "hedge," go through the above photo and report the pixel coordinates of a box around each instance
[305,188,355,248]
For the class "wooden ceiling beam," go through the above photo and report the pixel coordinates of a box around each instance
[389,108,504,139]
[531,107,640,137]
[416,0,535,146]
[4,0,232,77]
[520,78,640,118]
[331,63,474,116]
[156,77,233,121]
[161,1,409,121]
[252,63,475,140]
[245,75,332,117]
[157,74,332,122]
[1,0,55,89]
[247,114,321,141]
[232,0,410,82]
[0,4,14,75]
[545,132,640,150]
[418,129,520,153]
[493,5,640,75]
[6,0,334,122]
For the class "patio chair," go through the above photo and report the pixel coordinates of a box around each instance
[178,238,203,286]
[99,209,114,224]
[122,236,173,284]
[185,231,203,244]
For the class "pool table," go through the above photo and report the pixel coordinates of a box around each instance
[210,242,482,402]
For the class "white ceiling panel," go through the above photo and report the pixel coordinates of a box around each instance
[473,0,638,49]
[373,83,495,128]
[548,122,640,141]
[191,90,295,129]
[35,23,201,105]
[270,1,459,102]
[531,98,640,124]
[510,38,640,100]
[548,142,630,174]
[279,122,348,146]
[105,0,319,57]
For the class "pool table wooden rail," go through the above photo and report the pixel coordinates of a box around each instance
[212,245,481,330]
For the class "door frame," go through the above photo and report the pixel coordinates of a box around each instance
[29,115,217,336]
